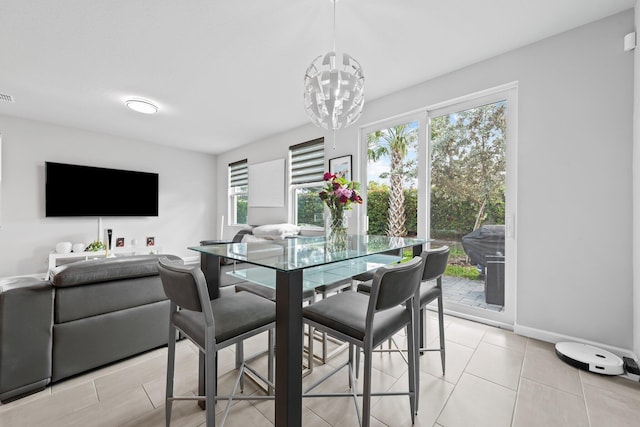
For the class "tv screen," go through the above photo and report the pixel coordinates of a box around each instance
[45,161,159,217]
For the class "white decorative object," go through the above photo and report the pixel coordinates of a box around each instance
[248,159,285,207]
[252,223,301,240]
[48,245,164,274]
[304,52,364,131]
[55,242,72,254]
[72,243,86,253]
[303,0,364,134]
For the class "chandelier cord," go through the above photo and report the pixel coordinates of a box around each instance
[332,0,336,53]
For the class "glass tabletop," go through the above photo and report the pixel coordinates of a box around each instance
[228,253,403,292]
[189,234,427,272]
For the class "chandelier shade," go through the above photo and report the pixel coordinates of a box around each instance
[303,51,364,131]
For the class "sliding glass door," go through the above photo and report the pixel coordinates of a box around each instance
[360,85,516,326]
[428,87,516,326]
[363,119,420,239]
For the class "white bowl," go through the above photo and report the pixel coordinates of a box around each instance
[72,243,86,253]
[55,242,72,254]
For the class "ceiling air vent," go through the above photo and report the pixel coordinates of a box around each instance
[0,93,15,103]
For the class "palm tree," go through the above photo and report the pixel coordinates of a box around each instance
[367,124,417,236]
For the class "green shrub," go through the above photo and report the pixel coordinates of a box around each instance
[445,264,480,280]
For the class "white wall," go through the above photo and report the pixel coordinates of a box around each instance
[216,126,336,238]
[216,11,635,351]
[0,115,217,277]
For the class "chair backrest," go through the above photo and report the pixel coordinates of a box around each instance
[370,256,424,313]
[421,246,450,282]
[158,257,209,312]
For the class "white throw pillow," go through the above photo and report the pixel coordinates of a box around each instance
[252,223,301,240]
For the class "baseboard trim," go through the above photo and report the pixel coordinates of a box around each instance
[439,308,514,331]
[514,324,638,360]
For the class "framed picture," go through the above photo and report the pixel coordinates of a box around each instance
[146,237,155,247]
[329,155,352,181]
[116,237,125,248]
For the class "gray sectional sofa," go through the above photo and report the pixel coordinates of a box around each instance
[0,253,181,403]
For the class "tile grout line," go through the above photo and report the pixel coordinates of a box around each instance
[578,371,593,427]
[92,378,99,403]
[432,325,486,426]
[509,337,530,426]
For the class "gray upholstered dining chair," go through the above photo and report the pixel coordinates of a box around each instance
[308,278,353,367]
[356,246,449,375]
[233,279,347,372]
[302,256,424,427]
[157,257,276,427]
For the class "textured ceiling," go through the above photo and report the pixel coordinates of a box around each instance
[0,0,634,154]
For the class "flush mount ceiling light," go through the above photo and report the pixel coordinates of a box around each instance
[303,0,364,136]
[125,98,159,114]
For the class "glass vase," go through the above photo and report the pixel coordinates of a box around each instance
[325,209,348,252]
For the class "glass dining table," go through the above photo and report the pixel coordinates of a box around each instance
[189,234,427,426]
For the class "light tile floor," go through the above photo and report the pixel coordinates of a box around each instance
[1,313,639,426]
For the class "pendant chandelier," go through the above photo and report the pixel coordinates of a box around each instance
[303,0,364,132]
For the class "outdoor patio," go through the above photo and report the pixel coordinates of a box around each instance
[441,276,503,312]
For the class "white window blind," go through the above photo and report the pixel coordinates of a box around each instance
[290,138,324,185]
[229,159,248,188]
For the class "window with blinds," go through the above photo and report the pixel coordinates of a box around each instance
[228,159,248,224]
[229,159,248,188]
[289,138,325,227]
[290,138,324,185]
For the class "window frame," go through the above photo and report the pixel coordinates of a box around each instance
[228,159,248,225]
[289,138,325,228]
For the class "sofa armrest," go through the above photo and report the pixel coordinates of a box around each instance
[0,277,54,402]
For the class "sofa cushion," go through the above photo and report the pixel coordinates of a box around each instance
[50,254,181,288]
[52,300,170,382]
[55,275,169,323]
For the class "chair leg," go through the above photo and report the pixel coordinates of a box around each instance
[166,325,177,427]
[362,343,373,427]
[322,330,329,362]
[438,296,446,375]
[407,322,417,422]
[268,329,275,396]
[236,342,245,393]
[348,345,355,389]
[308,325,315,372]
[419,307,427,354]
[205,337,216,426]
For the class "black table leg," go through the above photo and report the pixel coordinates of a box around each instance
[412,243,424,257]
[197,351,219,410]
[275,270,303,426]
[200,253,221,300]
[198,253,222,409]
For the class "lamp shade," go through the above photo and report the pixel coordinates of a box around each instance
[303,51,364,131]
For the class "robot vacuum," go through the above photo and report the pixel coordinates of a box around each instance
[555,342,624,375]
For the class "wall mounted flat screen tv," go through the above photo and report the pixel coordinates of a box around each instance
[45,161,159,217]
